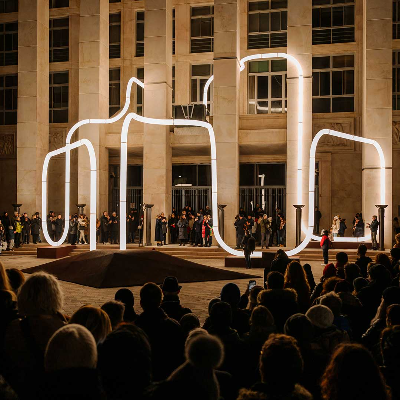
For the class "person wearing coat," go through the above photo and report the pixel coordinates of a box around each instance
[22,216,31,244]
[54,214,64,242]
[168,213,178,244]
[161,216,168,245]
[69,216,78,245]
[155,214,164,246]
[331,215,340,237]
[100,212,110,244]
[110,212,119,244]
[177,215,189,246]
[259,215,271,249]
[31,215,41,244]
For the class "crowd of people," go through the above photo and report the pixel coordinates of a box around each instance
[1,243,400,399]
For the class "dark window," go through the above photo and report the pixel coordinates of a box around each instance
[312,0,355,45]
[49,71,69,123]
[127,165,142,187]
[49,17,69,63]
[110,0,121,2]
[240,164,256,186]
[240,163,285,186]
[0,0,17,13]
[50,0,69,7]
[109,68,120,117]
[393,50,400,110]
[173,8,175,55]
[136,11,144,57]
[136,67,144,115]
[312,54,354,113]
[0,22,17,66]
[248,0,287,49]
[0,74,17,125]
[110,13,121,59]
[394,0,400,39]
[191,6,214,53]
[172,164,211,186]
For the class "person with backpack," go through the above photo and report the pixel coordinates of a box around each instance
[243,229,256,269]
[321,229,331,265]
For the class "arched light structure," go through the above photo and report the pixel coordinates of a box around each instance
[42,55,386,257]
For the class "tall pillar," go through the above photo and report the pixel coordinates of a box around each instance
[17,0,49,215]
[362,0,392,249]
[213,0,240,246]
[286,0,312,248]
[78,0,109,216]
[143,0,172,245]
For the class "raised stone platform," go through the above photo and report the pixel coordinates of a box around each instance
[37,245,76,259]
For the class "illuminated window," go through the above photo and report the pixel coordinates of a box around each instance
[312,0,355,45]
[136,67,144,115]
[0,74,17,125]
[248,0,287,50]
[0,0,17,13]
[49,17,69,63]
[109,68,120,117]
[190,6,214,53]
[49,71,68,123]
[109,12,121,59]
[248,59,287,114]
[136,11,144,57]
[0,22,17,66]
[312,54,354,113]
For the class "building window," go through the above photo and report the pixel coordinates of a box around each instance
[49,17,69,63]
[50,0,69,7]
[0,0,17,13]
[0,22,17,66]
[109,68,120,117]
[172,8,175,55]
[109,13,121,59]
[136,11,144,57]
[109,0,121,3]
[248,59,287,114]
[393,51,400,110]
[248,0,287,50]
[136,67,144,116]
[172,65,175,105]
[0,74,17,125]
[191,6,214,53]
[49,71,69,123]
[394,0,400,39]
[312,54,354,113]
[312,0,355,45]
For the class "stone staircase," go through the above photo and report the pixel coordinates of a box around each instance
[4,242,385,263]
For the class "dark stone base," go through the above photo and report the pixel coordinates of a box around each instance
[37,245,76,259]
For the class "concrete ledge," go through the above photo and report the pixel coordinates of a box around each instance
[37,245,76,259]
[306,241,372,249]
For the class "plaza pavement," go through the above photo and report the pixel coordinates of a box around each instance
[0,253,325,324]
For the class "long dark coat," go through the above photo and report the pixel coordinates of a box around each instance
[155,218,163,241]
[177,219,189,240]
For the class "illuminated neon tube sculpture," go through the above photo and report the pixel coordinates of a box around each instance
[42,54,386,257]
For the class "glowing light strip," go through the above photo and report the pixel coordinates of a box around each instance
[41,77,140,249]
[41,139,97,250]
[304,129,385,243]
[203,53,304,205]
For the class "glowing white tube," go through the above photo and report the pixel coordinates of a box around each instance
[304,129,385,243]
[41,140,97,249]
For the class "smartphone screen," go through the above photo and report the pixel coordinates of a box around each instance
[248,280,256,291]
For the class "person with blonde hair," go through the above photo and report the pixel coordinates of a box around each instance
[284,261,311,313]
[0,261,12,291]
[69,305,112,344]
[3,272,66,398]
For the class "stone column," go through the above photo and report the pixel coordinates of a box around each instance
[286,0,312,248]
[362,0,392,249]
[174,3,190,106]
[17,0,49,216]
[78,0,109,216]
[143,0,172,245]
[213,0,240,247]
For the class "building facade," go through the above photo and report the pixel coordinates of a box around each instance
[0,0,397,247]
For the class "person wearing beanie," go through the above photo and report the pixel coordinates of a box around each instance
[362,286,400,359]
[146,330,228,400]
[238,334,312,400]
[306,305,349,356]
[115,288,138,322]
[220,283,250,335]
[43,324,103,400]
